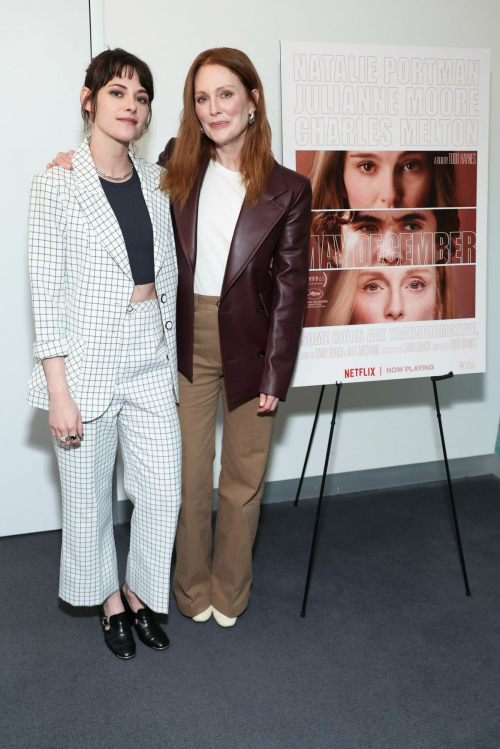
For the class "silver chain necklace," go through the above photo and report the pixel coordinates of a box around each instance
[95,161,133,181]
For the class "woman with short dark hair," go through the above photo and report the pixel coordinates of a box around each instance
[29,49,181,659]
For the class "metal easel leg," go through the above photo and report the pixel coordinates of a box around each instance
[301,383,342,617]
[294,385,326,506]
[431,373,471,596]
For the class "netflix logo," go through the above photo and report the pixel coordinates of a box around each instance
[344,367,376,378]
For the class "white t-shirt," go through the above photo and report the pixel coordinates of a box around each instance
[194,158,246,296]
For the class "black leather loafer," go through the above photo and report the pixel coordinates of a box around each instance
[98,606,136,660]
[120,587,170,651]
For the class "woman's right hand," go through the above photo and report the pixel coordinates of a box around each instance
[46,150,75,170]
[49,392,83,447]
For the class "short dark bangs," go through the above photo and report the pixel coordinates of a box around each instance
[81,48,154,132]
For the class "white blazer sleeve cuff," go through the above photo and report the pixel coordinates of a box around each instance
[33,337,70,360]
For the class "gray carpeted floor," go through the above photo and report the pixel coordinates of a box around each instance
[2,475,500,749]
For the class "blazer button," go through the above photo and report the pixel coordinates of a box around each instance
[257,305,264,313]
[165,321,173,331]
[161,294,167,303]
[257,349,265,357]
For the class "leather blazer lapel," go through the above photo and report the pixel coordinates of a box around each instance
[221,163,288,299]
[72,140,133,282]
[173,153,211,273]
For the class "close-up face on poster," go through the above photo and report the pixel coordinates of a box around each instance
[280,42,490,386]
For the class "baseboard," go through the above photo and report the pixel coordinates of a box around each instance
[112,453,500,524]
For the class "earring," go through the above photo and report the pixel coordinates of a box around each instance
[248,111,256,125]
[200,124,204,133]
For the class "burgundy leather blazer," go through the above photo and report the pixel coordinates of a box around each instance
[158,138,312,404]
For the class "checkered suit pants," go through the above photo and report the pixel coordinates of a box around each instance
[54,299,181,614]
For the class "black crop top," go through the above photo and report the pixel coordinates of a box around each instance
[100,168,155,285]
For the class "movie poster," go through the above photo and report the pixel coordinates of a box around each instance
[280,42,490,386]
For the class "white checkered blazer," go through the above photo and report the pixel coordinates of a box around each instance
[27,139,179,421]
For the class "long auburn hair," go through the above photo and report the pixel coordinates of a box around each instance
[160,47,274,209]
[310,150,458,212]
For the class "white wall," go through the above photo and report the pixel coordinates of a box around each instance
[103,0,500,495]
[1,1,91,535]
[3,0,499,539]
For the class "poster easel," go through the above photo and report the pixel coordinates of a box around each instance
[294,373,471,617]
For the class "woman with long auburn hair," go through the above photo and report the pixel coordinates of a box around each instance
[49,46,311,628]
[161,48,275,210]
[157,47,311,627]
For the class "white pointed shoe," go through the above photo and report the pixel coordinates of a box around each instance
[192,606,213,622]
[213,607,237,628]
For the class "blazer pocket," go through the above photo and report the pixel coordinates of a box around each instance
[64,337,86,394]
[258,282,274,317]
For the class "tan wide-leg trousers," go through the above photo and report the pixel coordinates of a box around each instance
[173,294,276,618]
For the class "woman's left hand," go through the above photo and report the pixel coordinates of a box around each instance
[258,393,279,414]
